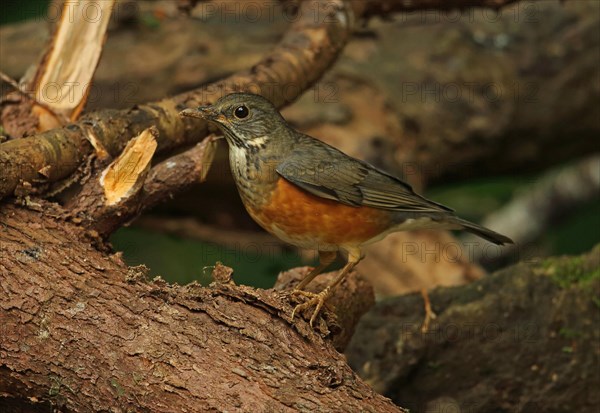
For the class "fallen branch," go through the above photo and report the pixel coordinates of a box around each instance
[346,245,600,412]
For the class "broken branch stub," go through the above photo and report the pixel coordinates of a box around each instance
[2,1,115,137]
[36,0,115,130]
[63,126,158,237]
[67,132,217,239]
[100,126,158,206]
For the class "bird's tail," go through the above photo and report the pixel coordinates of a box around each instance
[452,217,513,245]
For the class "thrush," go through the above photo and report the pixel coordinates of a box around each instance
[180,93,512,327]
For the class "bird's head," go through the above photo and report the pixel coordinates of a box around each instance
[180,93,287,148]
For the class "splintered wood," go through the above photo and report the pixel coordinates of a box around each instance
[100,127,158,206]
[32,0,115,129]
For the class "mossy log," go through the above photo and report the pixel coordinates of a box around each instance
[346,245,600,413]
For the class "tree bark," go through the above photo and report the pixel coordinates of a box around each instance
[0,203,396,412]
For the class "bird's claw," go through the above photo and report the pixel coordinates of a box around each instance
[290,287,332,327]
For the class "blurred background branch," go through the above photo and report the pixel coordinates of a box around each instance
[464,155,600,267]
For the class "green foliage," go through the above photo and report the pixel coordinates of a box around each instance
[546,199,600,255]
[426,176,526,220]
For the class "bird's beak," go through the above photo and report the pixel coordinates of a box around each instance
[179,106,220,121]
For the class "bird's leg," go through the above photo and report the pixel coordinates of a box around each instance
[294,250,337,291]
[292,249,362,327]
[420,288,437,333]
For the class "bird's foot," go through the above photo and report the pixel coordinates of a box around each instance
[290,287,333,327]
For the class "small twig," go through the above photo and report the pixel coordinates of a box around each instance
[0,71,23,94]
[0,70,64,120]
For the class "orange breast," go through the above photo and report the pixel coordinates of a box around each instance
[245,177,392,249]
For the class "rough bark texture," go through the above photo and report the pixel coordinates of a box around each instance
[0,203,397,412]
[346,245,600,413]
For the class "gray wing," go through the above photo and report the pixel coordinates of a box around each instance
[275,136,452,213]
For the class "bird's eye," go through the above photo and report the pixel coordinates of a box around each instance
[234,105,249,119]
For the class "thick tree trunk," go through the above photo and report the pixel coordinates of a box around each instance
[0,203,397,412]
